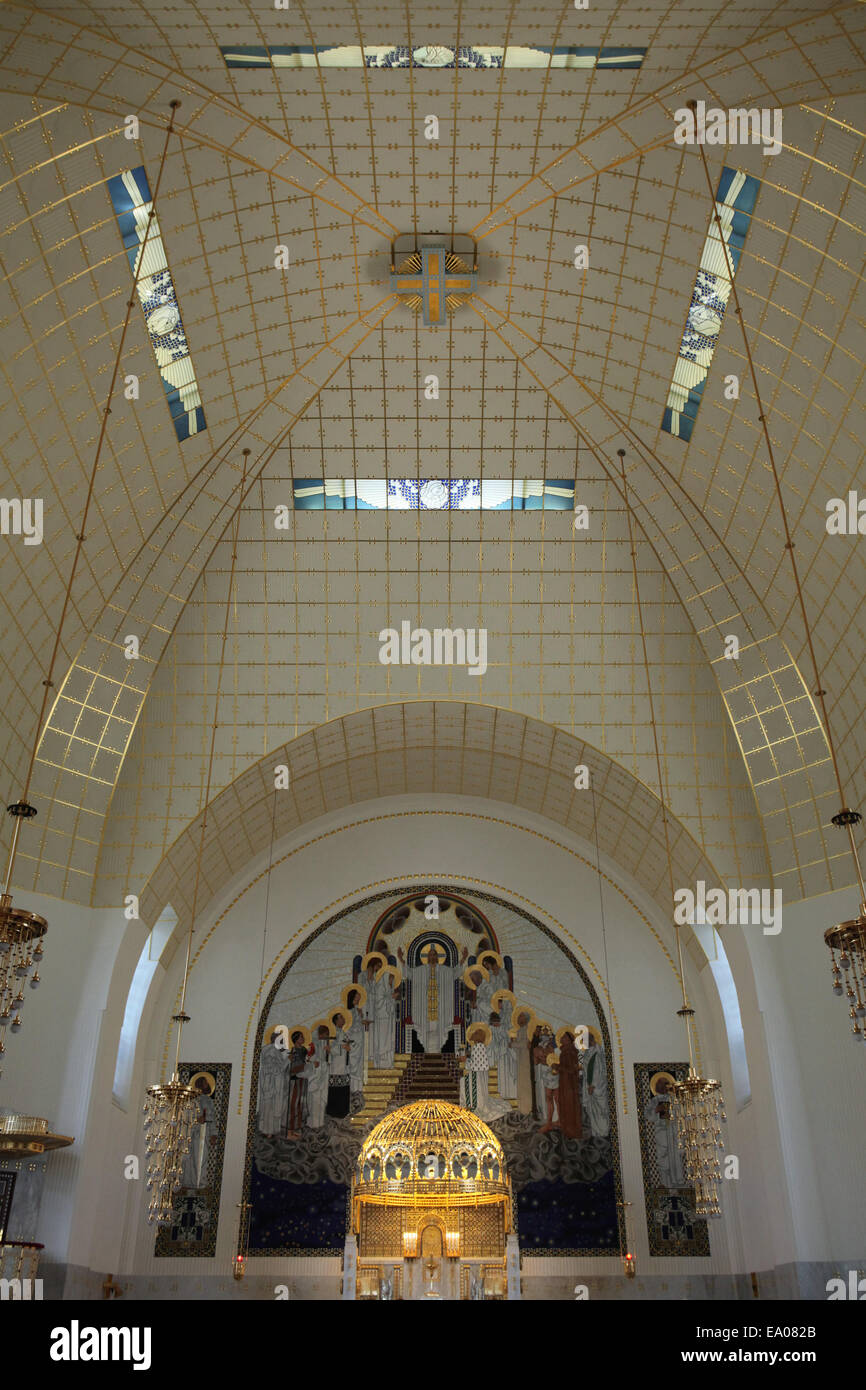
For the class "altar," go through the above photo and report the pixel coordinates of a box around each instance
[348,1098,513,1300]
[355,1254,506,1301]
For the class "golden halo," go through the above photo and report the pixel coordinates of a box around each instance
[463,963,489,990]
[534,1020,554,1037]
[419,941,446,965]
[650,1070,678,1097]
[466,1022,492,1046]
[579,1023,602,1047]
[187,1070,215,1094]
[381,961,403,988]
[509,1005,536,1037]
[555,1025,577,1048]
[360,951,387,977]
[329,1006,350,1032]
[491,988,516,1012]
[343,982,367,1010]
[270,1022,310,1048]
[311,1017,336,1039]
[478,949,505,973]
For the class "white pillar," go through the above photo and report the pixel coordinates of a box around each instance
[342,1233,357,1300]
[506,1234,521,1299]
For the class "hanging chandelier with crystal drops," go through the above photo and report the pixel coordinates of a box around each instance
[144,447,251,1225]
[617,447,726,1217]
[143,1079,200,1222]
[0,827,46,1061]
[688,104,866,1047]
[667,1068,726,1218]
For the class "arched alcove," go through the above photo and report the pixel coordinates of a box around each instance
[242,882,625,1259]
[135,702,743,942]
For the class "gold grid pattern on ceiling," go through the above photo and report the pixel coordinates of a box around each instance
[0,0,862,905]
[94,464,767,912]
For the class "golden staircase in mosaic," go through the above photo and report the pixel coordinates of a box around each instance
[350,1051,516,1128]
[350,1053,412,1127]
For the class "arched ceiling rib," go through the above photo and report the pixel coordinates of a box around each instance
[467,296,844,901]
[0,0,861,911]
[134,702,731,937]
[0,2,397,240]
[95,461,768,906]
[25,298,396,899]
[471,3,866,237]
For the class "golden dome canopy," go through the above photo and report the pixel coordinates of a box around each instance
[357,1099,506,1187]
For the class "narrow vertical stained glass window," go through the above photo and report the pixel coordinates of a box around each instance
[107,167,206,442]
[662,167,760,443]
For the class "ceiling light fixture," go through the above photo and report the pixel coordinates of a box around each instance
[689,102,866,1047]
[144,449,250,1225]
[389,244,478,327]
[0,102,181,1079]
[618,447,726,1217]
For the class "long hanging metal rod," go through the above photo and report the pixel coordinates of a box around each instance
[171,448,250,1079]
[3,102,182,898]
[618,448,695,1069]
[690,102,865,909]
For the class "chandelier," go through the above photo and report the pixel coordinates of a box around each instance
[825,848,866,1041]
[0,885,46,1066]
[667,1067,726,1217]
[687,102,866,1049]
[143,1078,200,1224]
[0,803,49,1074]
[617,447,726,1215]
[144,443,250,1225]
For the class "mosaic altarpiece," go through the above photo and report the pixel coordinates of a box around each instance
[245,887,624,1257]
[633,1061,710,1257]
[154,1062,232,1257]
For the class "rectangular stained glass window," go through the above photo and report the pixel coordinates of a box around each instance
[293,479,576,510]
[220,44,645,71]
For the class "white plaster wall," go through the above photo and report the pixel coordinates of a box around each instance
[6,794,855,1294]
[766,886,866,1261]
[0,891,134,1265]
[114,795,748,1283]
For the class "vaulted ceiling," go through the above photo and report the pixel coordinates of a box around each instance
[0,0,863,912]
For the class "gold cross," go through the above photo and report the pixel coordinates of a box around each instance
[390,246,478,326]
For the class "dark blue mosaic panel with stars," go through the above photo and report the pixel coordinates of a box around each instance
[248,1162,347,1252]
[515,1170,618,1251]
